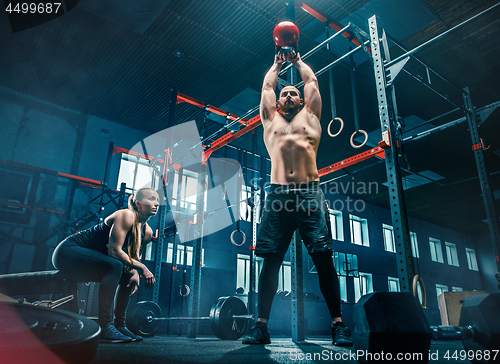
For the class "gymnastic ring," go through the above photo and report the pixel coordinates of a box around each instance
[179,284,190,297]
[230,230,246,247]
[327,117,344,137]
[412,274,427,309]
[350,129,368,148]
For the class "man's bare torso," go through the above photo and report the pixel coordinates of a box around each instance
[263,109,321,184]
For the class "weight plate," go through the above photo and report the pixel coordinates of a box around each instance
[211,296,248,340]
[209,296,226,340]
[0,302,100,364]
[128,301,162,337]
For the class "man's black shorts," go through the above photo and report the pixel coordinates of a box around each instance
[256,182,333,257]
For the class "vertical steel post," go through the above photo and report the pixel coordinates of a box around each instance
[285,1,305,340]
[167,167,182,333]
[153,201,167,304]
[369,16,415,292]
[187,164,206,338]
[103,142,115,186]
[85,282,95,317]
[153,89,178,304]
[463,88,500,273]
[248,134,259,320]
[290,231,305,342]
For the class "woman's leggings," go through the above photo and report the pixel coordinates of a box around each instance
[52,239,133,327]
[258,251,341,320]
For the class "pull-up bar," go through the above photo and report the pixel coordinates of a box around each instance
[385,2,500,72]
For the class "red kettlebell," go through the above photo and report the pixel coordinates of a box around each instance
[273,21,299,54]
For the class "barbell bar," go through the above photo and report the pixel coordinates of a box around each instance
[146,314,254,322]
[127,296,253,340]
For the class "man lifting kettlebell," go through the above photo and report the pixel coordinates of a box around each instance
[241,21,353,347]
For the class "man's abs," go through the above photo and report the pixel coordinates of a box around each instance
[263,114,321,184]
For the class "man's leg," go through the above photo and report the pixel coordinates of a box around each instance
[310,252,353,347]
[257,253,285,323]
[242,253,285,344]
[310,252,342,321]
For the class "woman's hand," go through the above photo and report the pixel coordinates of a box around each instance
[140,265,155,288]
[127,270,140,297]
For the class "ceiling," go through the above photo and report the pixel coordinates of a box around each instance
[1,0,500,238]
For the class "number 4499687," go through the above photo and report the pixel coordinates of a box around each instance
[5,3,62,14]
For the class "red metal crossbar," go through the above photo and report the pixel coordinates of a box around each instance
[0,158,104,186]
[202,114,262,164]
[318,146,385,177]
[300,3,364,48]
[177,93,247,124]
[0,200,65,215]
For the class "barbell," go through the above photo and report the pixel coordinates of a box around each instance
[127,296,253,340]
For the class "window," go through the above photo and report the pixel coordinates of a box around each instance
[329,209,344,241]
[277,262,291,293]
[466,248,478,271]
[240,186,261,223]
[410,232,419,258]
[429,238,444,263]
[144,242,153,261]
[338,276,347,302]
[436,284,448,305]
[236,254,263,294]
[166,243,204,266]
[383,224,395,252]
[171,170,206,212]
[333,252,358,277]
[452,287,463,292]
[445,242,459,267]
[354,272,373,302]
[350,215,369,247]
[117,154,159,191]
[388,277,400,292]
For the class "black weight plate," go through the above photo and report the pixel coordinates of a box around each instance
[210,296,226,340]
[129,301,162,337]
[0,302,100,364]
[212,296,248,340]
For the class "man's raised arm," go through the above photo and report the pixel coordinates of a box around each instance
[260,53,286,122]
[290,52,321,119]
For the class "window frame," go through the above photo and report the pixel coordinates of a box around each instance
[350,214,369,247]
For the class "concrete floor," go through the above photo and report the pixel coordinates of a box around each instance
[90,336,469,364]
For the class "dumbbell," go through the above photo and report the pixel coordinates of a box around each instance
[352,292,500,363]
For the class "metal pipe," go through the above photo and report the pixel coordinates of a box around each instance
[400,67,464,110]
[404,99,500,142]
[295,40,368,88]
[386,2,500,70]
[279,24,352,75]
[326,27,337,118]
[404,107,461,134]
[385,33,463,94]
[350,51,360,131]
